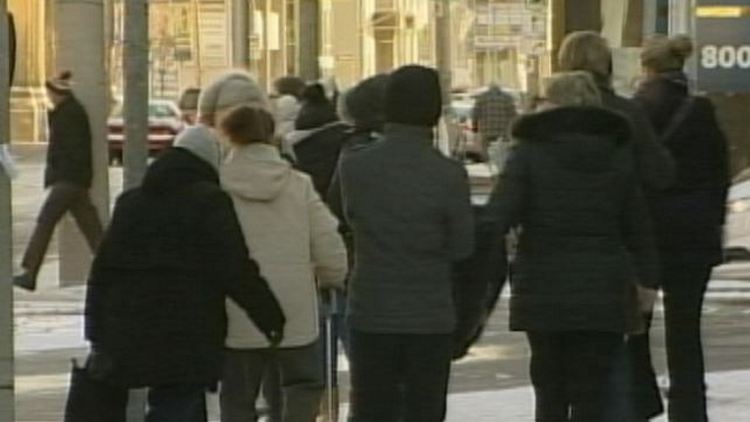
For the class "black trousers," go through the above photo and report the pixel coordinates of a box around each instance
[527,331,623,422]
[349,330,453,422]
[145,385,207,422]
[22,182,103,278]
[660,259,712,422]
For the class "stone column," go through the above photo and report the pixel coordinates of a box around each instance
[0,0,14,419]
[298,0,320,80]
[55,0,110,286]
[8,0,48,144]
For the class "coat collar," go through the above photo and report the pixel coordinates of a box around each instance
[383,123,434,147]
[512,106,631,144]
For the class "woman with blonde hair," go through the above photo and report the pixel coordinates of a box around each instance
[635,35,729,422]
[487,71,658,421]
[559,31,674,190]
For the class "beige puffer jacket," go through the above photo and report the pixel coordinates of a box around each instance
[221,143,347,349]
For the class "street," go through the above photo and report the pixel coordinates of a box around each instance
[9,148,750,421]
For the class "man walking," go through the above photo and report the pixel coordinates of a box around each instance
[14,71,104,291]
[472,82,517,159]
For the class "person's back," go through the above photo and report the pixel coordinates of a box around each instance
[341,65,474,422]
[86,142,284,390]
[496,105,654,332]
[342,126,473,332]
[219,107,347,349]
[473,85,517,148]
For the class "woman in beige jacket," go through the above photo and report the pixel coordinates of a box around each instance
[218,105,348,422]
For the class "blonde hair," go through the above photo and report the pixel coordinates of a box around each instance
[543,71,602,107]
[558,31,612,84]
[641,34,694,73]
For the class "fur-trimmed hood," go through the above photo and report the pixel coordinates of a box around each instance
[512,106,631,144]
[512,106,632,173]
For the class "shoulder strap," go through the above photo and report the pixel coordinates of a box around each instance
[660,96,696,142]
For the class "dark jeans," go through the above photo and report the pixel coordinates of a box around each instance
[145,385,207,422]
[527,331,623,422]
[349,330,453,422]
[22,182,103,277]
[661,259,712,422]
[220,344,324,422]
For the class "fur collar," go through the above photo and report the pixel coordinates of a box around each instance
[512,106,631,144]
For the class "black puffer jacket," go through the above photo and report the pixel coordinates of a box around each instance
[85,148,285,388]
[45,95,93,188]
[600,87,675,191]
[487,107,657,333]
[635,72,730,265]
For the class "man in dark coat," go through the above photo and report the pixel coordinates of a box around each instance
[85,133,285,422]
[340,65,474,422]
[14,71,104,291]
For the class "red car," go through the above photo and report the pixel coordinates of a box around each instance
[108,100,185,165]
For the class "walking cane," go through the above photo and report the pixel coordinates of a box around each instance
[323,289,340,422]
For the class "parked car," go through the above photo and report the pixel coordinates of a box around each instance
[108,99,185,164]
[724,170,750,262]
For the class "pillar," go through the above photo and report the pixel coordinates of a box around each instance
[56,0,110,286]
[8,0,48,144]
[0,0,15,419]
[298,0,320,80]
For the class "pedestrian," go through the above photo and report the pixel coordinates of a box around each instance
[558,31,677,421]
[84,126,286,422]
[273,76,306,139]
[486,71,659,422]
[559,31,675,191]
[198,71,270,128]
[14,71,104,291]
[635,35,730,422]
[471,82,517,161]
[218,105,348,422]
[340,65,475,422]
[285,82,350,196]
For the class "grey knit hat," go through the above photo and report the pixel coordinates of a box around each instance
[173,125,222,171]
[198,71,269,125]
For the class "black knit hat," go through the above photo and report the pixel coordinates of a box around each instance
[344,74,389,131]
[385,65,442,127]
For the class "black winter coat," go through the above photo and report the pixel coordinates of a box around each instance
[600,88,675,191]
[293,122,351,197]
[45,95,93,188]
[487,107,657,333]
[85,148,285,388]
[635,73,730,265]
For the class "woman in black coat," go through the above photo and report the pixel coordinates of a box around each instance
[85,135,285,422]
[634,35,730,422]
[488,72,658,421]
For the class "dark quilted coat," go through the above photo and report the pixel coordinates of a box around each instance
[486,107,657,333]
[85,148,285,388]
[634,72,730,265]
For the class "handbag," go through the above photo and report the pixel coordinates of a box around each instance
[452,204,508,359]
[64,358,128,422]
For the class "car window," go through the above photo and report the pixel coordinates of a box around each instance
[150,104,177,118]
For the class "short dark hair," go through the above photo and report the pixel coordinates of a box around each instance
[220,105,276,146]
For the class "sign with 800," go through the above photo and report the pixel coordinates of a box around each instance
[695,1,750,92]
